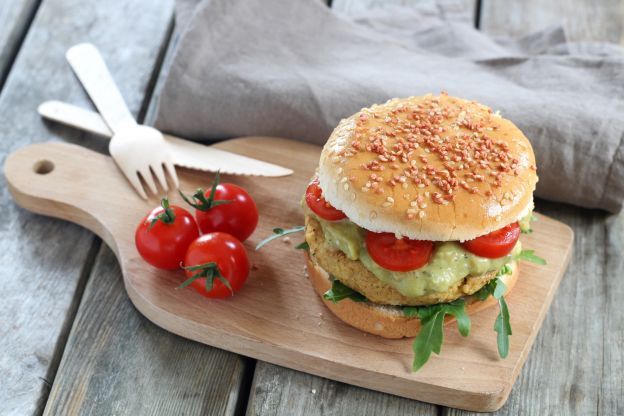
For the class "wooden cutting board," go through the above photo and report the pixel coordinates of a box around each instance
[5,137,573,412]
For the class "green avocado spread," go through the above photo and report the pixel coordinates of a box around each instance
[315,214,528,298]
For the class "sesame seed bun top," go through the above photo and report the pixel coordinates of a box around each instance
[317,93,538,241]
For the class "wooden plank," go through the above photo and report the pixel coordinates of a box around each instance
[332,0,476,22]
[445,203,620,415]
[40,0,250,414]
[602,213,624,416]
[0,0,174,414]
[0,0,39,86]
[445,3,624,414]
[5,136,573,412]
[43,244,251,416]
[248,362,437,415]
[481,0,624,43]
[247,1,475,414]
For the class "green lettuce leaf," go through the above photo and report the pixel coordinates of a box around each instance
[323,277,367,303]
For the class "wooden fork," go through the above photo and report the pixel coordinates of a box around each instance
[66,43,178,199]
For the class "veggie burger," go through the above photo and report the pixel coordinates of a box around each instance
[302,93,543,370]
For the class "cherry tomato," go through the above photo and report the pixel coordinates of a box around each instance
[135,198,200,270]
[182,232,250,298]
[181,173,258,241]
[365,232,434,272]
[461,222,521,259]
[305,178,346,221]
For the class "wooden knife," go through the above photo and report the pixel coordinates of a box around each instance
[37,100,293,177]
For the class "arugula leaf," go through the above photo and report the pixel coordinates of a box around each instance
[474,274,513,359]
[497,264,513,277]
[517,249,547,265]
[410,299,470,371]
[295,241,310,251]
[410,262,518,371]
[474,283,492,301]
[494,295,512,358]
[493,278,507,299]
[412,310,443,371]
[323,277,367,303]
[255,226,305,250]
[444,300,471,337]
[475,264,511,301]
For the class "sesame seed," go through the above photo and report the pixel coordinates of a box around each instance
[345,95,525,205]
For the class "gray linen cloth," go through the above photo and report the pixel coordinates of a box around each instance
[154,0,624,213]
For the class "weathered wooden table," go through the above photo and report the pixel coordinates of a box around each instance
[1,0,621,415]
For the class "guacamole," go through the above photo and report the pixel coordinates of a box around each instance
[315,215,527,297]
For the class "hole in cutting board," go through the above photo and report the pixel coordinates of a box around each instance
[33,160,54,175]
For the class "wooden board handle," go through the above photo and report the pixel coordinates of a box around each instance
[4,142,150,254]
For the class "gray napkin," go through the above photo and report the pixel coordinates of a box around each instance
[154,0,624,213]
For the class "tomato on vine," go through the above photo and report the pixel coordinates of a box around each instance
[181,232,250,298]
[180,172,258,241]
[135,198,200,270]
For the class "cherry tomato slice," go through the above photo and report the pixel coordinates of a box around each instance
[135,203,199,270]
[461,222,521,259]
[365,232,434,272]
[183,232,250,299]
[305,179,346,221]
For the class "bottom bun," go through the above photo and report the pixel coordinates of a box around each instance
[305,252,519,339]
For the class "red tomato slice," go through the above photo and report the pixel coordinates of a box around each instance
[461,222,521,259]
[365,232,434,272]
[305,179,346,221]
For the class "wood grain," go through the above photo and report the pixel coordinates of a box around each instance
[0,0,39,86]
[445,204,622,416]
[5,137,573,412]
[0,0,174,414]
[40,0,251,414]
[444,3,624,415]
[250,1,476,414]
[248,362,437,415]
[43,244,251,416]
[481,0,624,44]
[332,0,476,21]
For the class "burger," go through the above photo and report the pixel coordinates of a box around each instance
[301,93,544,371]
